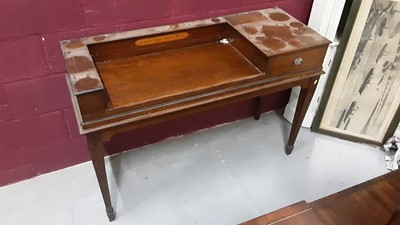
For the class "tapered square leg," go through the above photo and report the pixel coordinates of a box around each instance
[106,206,116,222]
[86,132,116,222]
[286,77,319,155]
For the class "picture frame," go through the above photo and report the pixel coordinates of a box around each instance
[313,0,400,145]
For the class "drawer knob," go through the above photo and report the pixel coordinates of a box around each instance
[294,57,303,65]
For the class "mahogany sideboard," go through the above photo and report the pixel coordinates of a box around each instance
[61,8,330,221]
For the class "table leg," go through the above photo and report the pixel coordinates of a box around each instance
[253,97,262,120]
[285,78,319,155]
[86,133,116,222]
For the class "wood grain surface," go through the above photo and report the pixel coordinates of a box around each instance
[241,201,324,225]
[310,170,400,225]
[96,42,261,108]
[242,170,400,225]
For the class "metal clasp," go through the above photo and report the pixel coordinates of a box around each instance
[219,38,231,44]
[294,57,303,65]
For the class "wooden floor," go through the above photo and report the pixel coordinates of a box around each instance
[242,170,400,225]
[241,201,324,225]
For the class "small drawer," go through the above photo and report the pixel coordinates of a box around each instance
[265,45,328,77]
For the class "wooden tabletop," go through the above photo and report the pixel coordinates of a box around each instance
[61,7,329,96]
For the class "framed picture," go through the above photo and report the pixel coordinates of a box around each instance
[314,0,400,144]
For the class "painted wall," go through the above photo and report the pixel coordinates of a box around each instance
[0,0,313,187]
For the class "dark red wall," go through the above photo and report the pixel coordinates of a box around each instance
[0,0,313,187]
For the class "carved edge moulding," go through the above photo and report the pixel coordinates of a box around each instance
[314,0,400,144]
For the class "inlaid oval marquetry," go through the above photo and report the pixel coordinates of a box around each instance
[135,32,189,46]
